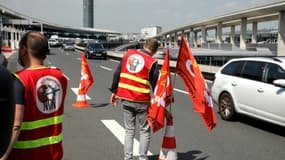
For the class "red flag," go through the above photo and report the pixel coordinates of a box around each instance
[147,49,174,132]
[78,52,94,94]
[175,35,216,131]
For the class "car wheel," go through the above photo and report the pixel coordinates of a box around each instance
[219,92,235,120]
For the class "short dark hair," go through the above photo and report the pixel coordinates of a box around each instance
[144,38,159,53]
[19,31,49,60]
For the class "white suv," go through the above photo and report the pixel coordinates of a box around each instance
[211,57,285,127]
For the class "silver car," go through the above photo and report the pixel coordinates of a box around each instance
[211,57,285,127]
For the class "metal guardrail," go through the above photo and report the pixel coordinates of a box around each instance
[74,44,218,80]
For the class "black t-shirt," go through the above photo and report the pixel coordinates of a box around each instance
[0,65,15,157]
[0,54,8,67]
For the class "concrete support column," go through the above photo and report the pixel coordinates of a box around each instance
[10,27,15,49]
[180,30,185,46]
[169,34,172,48]
[165,34,169,48]
[185,31,190,41]
[194,31,198,48]
[230,25,236,46]
[240,17,247,50]
[0,23,2,40]
[163,35,167,47]
[277,11,285,56]
[40,23,43,34]
[252,22,257,44]
[188,28,194,48]
[3,27,9,45]
[15,29,19,49]
[186,31,192,47]
[201,26,207,44]
[216,22,223,44]
[174,32,178,47]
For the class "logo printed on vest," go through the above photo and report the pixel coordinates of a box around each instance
[36,76,63,114]
[127,54,144,73]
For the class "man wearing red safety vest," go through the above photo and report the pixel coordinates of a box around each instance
[109,38,160,160]
[1,31,68,160]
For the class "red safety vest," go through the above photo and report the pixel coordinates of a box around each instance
[9,66,68,160]
[116,50,156,102]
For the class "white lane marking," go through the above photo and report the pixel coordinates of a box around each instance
[76,58,81,60]
[101,120,153,156]
[71,88,91,100]
[110,59,120,63]
[100,65,112,71]
[174,88,189,94]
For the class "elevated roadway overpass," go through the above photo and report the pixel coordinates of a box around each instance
[154,0,285,56]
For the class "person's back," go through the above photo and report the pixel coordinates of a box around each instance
[110,38,160,160]
[9,66,68,160]
[2,31,68,160]
[0,65,15,158]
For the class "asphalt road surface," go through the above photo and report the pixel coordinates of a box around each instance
[7,48,285,160]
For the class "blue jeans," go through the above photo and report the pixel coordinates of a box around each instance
[122,100,151,160]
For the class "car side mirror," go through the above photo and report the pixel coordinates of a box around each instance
[273,79,285,88]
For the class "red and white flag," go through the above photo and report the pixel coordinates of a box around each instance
[175,35,216,131]
[147,49,174,133]
[78,52,94,94]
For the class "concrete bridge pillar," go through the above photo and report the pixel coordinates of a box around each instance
[188,28,194,48]
[163,35,167,47]
[201,26,207,45]
[277,11,285,56]
[230,25,236,46]
[180,30,185,46]
[10,26,15,50]
[252,22,257,44]
[194,31,198,48]
[174,32,178,47]
[216,22,223,44]
[166,34,170,48]
[15,29,20,49]
[3,26,9,46]
[187,30,192,48]
[240,17,247,50]
[169,34,172,48]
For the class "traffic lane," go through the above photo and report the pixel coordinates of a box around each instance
[47,49,125,159]
[47,49,285,160]
[97,55,285,159]
[86,56,285,160]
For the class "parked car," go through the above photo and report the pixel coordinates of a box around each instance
[62,41,75,51]
[84,42,107,59]
[211,57,285,127]
[48,39,60,47]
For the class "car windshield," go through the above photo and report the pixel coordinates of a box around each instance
[89,43,103,49]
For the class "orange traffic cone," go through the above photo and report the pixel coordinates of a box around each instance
[72,89,90,108]
[72,52,94,108]
[159,118,177,160]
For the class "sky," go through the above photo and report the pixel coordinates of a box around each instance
[0,0,280,33]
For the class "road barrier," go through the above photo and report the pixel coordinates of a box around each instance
[1,45,12,53]
[74,44,217,80]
